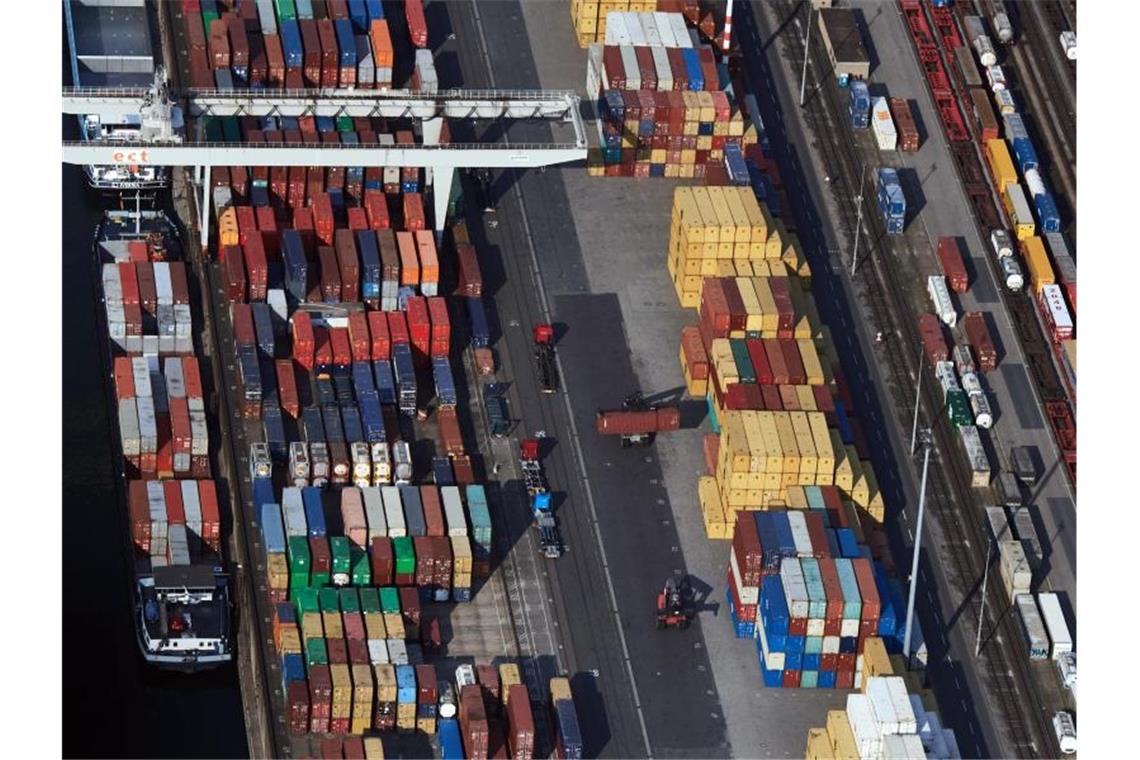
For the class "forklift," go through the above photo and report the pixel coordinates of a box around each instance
[655,576,695,630]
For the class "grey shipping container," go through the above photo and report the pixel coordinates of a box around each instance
[399,485,426,537]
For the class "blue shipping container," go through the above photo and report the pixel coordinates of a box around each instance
[372,360,397,404]
[364,0,384,21]
[302,487,327,537]
[438,719,463,760]
[759,575,789,636]
[553,700,584,760]
[433,357,457,406]
[848,81,871,129]
[681,48,703,91]
[352,361,375,397]
[280,19,304,68]
[302,407,325,442]
[432,457,454,486]
[1034,192,1061,233]
[359,395,385,443]
[396,664,417,702]
[282,230,308,304]
[253,477,275,510]
[400,485,426,537]
[347,0,369,32]
[837,528,860,558]
[334,19,356,66]
[322,404,345,442]
[467,297,490,348]
[818,670,837,689]
[754,512,782,571]
[356,231,381,302]
[392,344,416,387]
[341,404,364,443]
[261,502,287,553]
[282,652,307,684]
[771,512,797,558]
[723,143,750,186]
[252,303,275,358]
[263,404,288,462]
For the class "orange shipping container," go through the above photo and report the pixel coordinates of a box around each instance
[415,231,439,286]
[369,20,394,68]
[396,231,420,286]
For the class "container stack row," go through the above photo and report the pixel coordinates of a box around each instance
[128,479,222,567]
[667,186,810,308]
[571,1,699,47]
[204,114,429,214]
[804,673,961,759]
[584,12,759,178]
[181,0,407,90]
[256,481,490,604]
[113,355,210,480]
[101,260,193,356]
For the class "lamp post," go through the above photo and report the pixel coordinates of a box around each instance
[903,432,933,663]
[800,5,814,107]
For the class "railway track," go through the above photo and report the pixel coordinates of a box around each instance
[767,2,1056,755]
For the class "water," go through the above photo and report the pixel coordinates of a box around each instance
[61,158,248,759]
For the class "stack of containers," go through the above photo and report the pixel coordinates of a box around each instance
[100,260,193,356]
[114,356,211,479]
[128,479,221,561]
[570,0,683,47]
[667,186,810,308]
[549,677,584,760]
[416,664,439,734]
[806,675,961,758]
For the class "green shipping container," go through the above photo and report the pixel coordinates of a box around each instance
[288,536,311,575]
[351,548,371,586]
[311,568,331,588]
[729,339,756,383]
[221,117,242,144]
[199,116,224,143]
[393,536,416,575]
[336,116,354,132]
[289,576,309,596]
[358,587,381,614]
[465,485,492,549]
[294,587,321,614]
[330,536,352,576]
[338,587,361,614]
[305,637,328,667]
[947,390,973,428]
[379,587,401,614]
[274,0,297,21]
[319,587,341,612]
[202,10,220,35]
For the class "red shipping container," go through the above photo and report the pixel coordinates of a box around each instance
[438,408,464,456]
[852,558,881,623]
[223,245,247,302]
[414,536,435,587]
[460,686,490,759]
[129,481,151,551]
[314,327,333,368]
[370,537,394,585]
[170,397,192,456]
[763,339,789,385]
[128,241,149,264]
[114,357,135,399]
[780,340,807,385]
[244,235,269,301]
[226,12,250,68]
[937,237,969,293]
[506,684,535,760]
[367,311,391,360]
[699,277,731,339]
[136,263,158,313]
[287,680,310,737]
[236,206,257,241]
[309,664,333,733]
[342,738,365,760]
[759,383,782,411]
[156,415,174,478]
[329,328,352,367]
[963,312,997,371]
[918,313,948,364]
[346,207,368,231]
[318,246,342,302]
[720,278,746,332]
[427,297,450,357]
[264,32,286,87]
[364,190,390,229]
[399,586,421,631]
[405,0,428,47]
[182,356,204,401]
[292,311,316,369]
[347,637,369,666]
[316,19,339,88]
[388,308,411,346]
[197,480,221,547]
[275,360,300,418]
[255,206,279,256]
[452,454,475,485]
[334,230,360,302]
[744,339,773,385]
[208,19,230,69]
[703,433,719,477]
[162,480,186,525]
[403,193,426,231]
[456,243,482,297]
[312,193,336,245]
[231,303,256,347]
[118,262,140,305]
[420,486,445,537]
[347,312,371,362]
[782,670,801,688]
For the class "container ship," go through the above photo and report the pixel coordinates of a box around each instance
[95,207,233,669]
[64,0,182,196]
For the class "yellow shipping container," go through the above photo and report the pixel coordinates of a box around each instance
[267,552,289,590]
[798,340,826,385]
[1021,236,1055,294]
[861,466,885,524]
[499,664,522,703]
[323,611,344,640]
[860,638,893,684]
[364,611,387,640]
[352,663,374,704]
[724,187,754,245]
[743,411,767,474]
[397,703,417,731]
[550,676,572,703]
[805,727,835,759]
[301,611,323,641]
[699,476,730,539]
[363,736,385,759]
[451,535,473,573]
[454,572,473,589]
[742,193,771,247]
[383,613,404,638]
[735,278,763,332]
[691,187,722,243]
[279,628,302,655]
[796,385,818,412]
[825,710,859,760]
[774,413,800,473]
[791,412,818,474]
[417,716,438,735]
[375,664,397,702]
[217,207,240,248]
[984,139,1019,191]
[758,412,784,473]
[331,664,354,712]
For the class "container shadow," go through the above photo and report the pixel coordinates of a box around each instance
[569,671,612,759]
[897,166,927,221]
[677,399,709,430]
[853,7,882,77]
[907,99,930,151]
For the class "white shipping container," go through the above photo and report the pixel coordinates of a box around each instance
[137,396,158,453]
[927,276,957,327]
[132,357,152,397]
[975,37,997,67]
[654,11,676,47]
[651,46,673,91]
[382,486,406,537]
[168,524,191,566]
[142,335,160,356]
[806,618,825,637]
[840,618,860,638]
[190,410,209,455]
[822,635,840,654]
[1024,168,1047,199]
[625,13,646,46]
[362,486,387,539]
[871,97,897,150]
[164,357,186,398]
[730,549,759,605]
[126,335,143,354]
[866,677,900,735]
[386,638,408,665]
[181,480,202,528]
[620,45,641,90]
[994,88,1016,115]
[671,14,692,48]
[368,639,389,665]
[845,694,882,758]
[986,63,1006,91]
[756,618,786,672]
[786,510,814,557]
[102,264,122,304]
[282,488,307,537]
[356,37,374,87]
[881,735,909,758]
[1000,540,1033,595]
[899,733,928,759]
[1016,594,1050,660]
[640,12,662,47]
[935,361,959,394]
[106,301,126,324]
[147,481,166,521]
[1036,592,1073,659]
[174,452,191,475]
[256,0,277,34]
[109,322,128,351]
[1041,284,1073,335]
[585,43,604,101]
[151,554,169,568]
[119,398,141,456]
[605,12,630,45]
[969,391,993,429]
[441,486,467,537]
[779,558,810,619]
[154,262,173,305]
[884,676,918,734]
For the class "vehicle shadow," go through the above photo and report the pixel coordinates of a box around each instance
[570,671,612,759]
